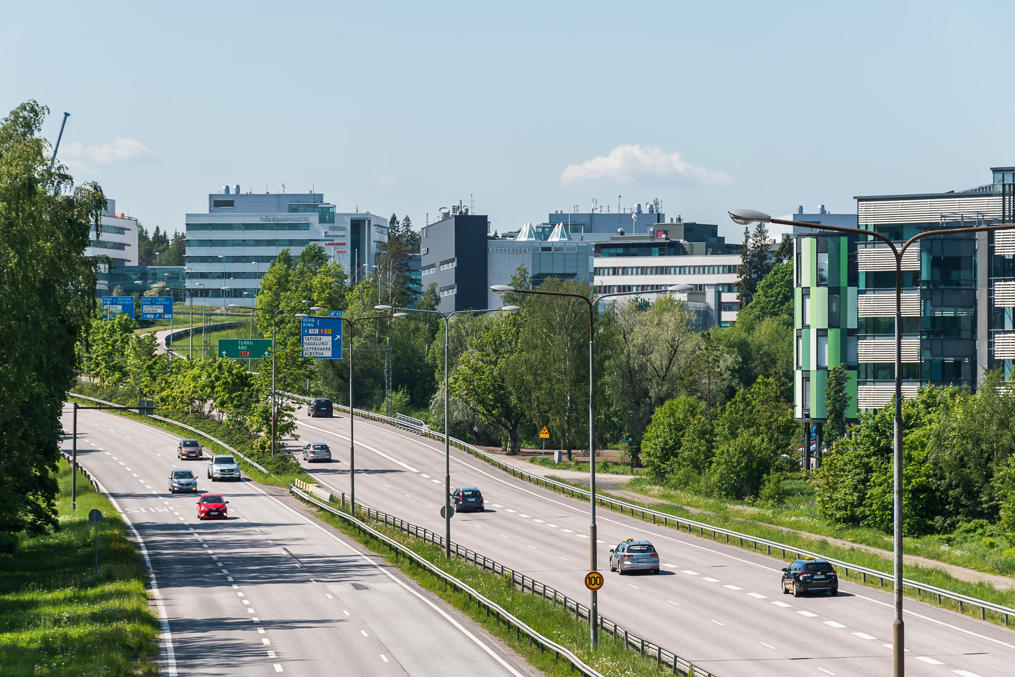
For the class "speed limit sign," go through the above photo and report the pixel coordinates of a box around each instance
[584,571,604,591]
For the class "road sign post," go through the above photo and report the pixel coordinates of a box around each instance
[300,316,343,359]
[218,338,272,359]
[88,509,102,573]
[540,425,549,456]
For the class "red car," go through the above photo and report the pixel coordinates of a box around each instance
[197,493,229,520]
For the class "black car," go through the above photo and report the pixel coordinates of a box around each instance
[451,487,484,512]
[307,398,333,417]
[781,558,838,597]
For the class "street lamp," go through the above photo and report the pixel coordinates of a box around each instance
[190,283,204,359]
[489,282,689,649]
[269,302,323,456]
[728,207,1015,677]
[375,303,519,558]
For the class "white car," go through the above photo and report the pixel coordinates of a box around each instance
[302,443,332,463]
[207,454,241,481]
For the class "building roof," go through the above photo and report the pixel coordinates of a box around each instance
[515,222,537,241]
[547,223,570,241]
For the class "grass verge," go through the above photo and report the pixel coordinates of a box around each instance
[528,457,646,476]
[302,496,688,677]
[0,460,159,676]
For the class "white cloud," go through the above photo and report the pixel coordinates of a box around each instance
[64,137,154,166]
[561,144,733,186]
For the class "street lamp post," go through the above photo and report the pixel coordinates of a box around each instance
[375,303,519,558]
[490,282,689,649]
[728,208,1015,677]
[190,283,203,359]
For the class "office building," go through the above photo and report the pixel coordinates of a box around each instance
[593,222,741,327]
[792,207,860,430]
[98,265,187,300]
[485,223,593,308]
[86,199,139,268]
[419,206,489,313]
[185,186,388,306]
[542,201,667,241]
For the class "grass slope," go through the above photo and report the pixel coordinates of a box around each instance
[0,460,159,676]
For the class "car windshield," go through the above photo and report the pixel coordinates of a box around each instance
[461,490,480,497]
[172,471,194,479]
[214,456,235,464]
[803,562,834,573]
[627,544,656,553]
[181,440,199,447]
[312,444,328,450]
[202,495,223,503]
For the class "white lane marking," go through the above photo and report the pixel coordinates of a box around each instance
[519,514,530,518]
[226,576,234,582]
[258,628,266,634]
[326,594,333,599]
[627,584,639,590]
[953,670,983,677]
[491,503,503,508]
[431,479,440,484]
[232,584,239,589]
[702,577,719,583]
[561,528,573,533]
[360,630,369,638]
[596,539,606,544]
[882,643,892,649]
[747,592,767,599]
[505,508,517,513]
[242,600,250,605]
[221,569,229,574]
[421,474,431,478]
[252,617,260,623]
[533,518,544,523]
[760,641,775,650]
[818,669,835,676]
[852,632,875,640]
[917,657,944,665]
[247,609,255,614]
[262,638,271,646]
[343,609,350,616]
[723,584,742,591]
[682,570,699,576]
[666,599,679,607]
[267,650,277,658]
[299,421,420,472]
[797,610,818,617]
[823,620,846,629]
[711,618,724,626]
[527,545,537,550]
[380,654,389,663]
[771,601,792,608]
[310,578,317,583]
[273,664,283,673]
[118,461,125,466]
[546,523,558,528]
[558,556,568,561]
[237,592,245,598]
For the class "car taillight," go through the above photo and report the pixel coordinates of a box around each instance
[650,553,659,557]
[623,554,633,558]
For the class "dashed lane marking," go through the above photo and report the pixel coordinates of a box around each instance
[380,655,389,663]
[760,641,775,650]
[262,638,271,646]
[273,664,283,672]
[822,621,846,629]
[723,584,742,591]
[703,577,719,583]
[852,632,875,640]
[360,630,369,638]
[747,592,766,599]
[711,619,724,626]
[771,601,792,608]
[916,657,944,665]
[797,610,818,618]
[817,669,835,676]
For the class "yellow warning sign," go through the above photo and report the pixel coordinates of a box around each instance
[539,426,549,439]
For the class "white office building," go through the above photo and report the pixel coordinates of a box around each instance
[86,199,139,268]
[185,186,388,306]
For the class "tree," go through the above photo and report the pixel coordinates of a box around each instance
[824,363,849,442]
[376,213,420,308]
[0,101,104,554]
[449,313,527,453]
[736,222,774,309]
[641,395,712,484]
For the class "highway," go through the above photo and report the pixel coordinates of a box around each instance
[61,405,536,677]
[292,408,1015,677]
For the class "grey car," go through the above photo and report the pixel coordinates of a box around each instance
[207,454,241,482]
[169,468,198,493]
[609,539,660,575]
[302,442,332,462]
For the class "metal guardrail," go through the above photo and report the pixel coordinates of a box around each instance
[395,412,425,431]
[69,392,269,475]
[289,485,607,677]
[284,391,1015,627]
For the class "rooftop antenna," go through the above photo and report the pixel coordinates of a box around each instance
[281,183,286,193]
[470,193,474,213]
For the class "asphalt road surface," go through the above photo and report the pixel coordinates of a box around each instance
[61,405,536,677]
[292,409,1015,677]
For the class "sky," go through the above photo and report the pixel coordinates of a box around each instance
[3,1,1013,242]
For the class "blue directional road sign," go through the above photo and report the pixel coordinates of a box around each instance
[328,310,343,318]
[141,296,174,320]
[301,316,342,359]
[101,296,135,319]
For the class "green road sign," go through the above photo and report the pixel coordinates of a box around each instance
[218,338,272,359]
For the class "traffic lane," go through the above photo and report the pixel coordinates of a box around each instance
[70,408,534,677]
[295,413,1015,677]
[62,410,282,676]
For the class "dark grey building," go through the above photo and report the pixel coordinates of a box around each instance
[420,209,489,313]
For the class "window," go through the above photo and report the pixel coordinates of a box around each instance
[817,334,828,368]
[802,293,811,325]
[212,199,235,208]
[817,252,829,285]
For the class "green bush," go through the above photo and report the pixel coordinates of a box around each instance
[982,536,998,549]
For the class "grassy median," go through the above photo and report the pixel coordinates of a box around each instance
[0,460,159,676]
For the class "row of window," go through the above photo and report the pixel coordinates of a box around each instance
[89,240,127,251]
[439,258,457,271]
[188,272,265,280]
[421,265,437,276]
[92,224,130,235]
[187,223,312,231]
[595,264,739,276]
[187,239,313,247]
[438,285,457,298]
[187,256,277,263]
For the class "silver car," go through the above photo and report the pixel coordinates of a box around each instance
[169,468,198,493]
[302,442,332,463]
[207,454,241,481]
[609,539,660,575]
